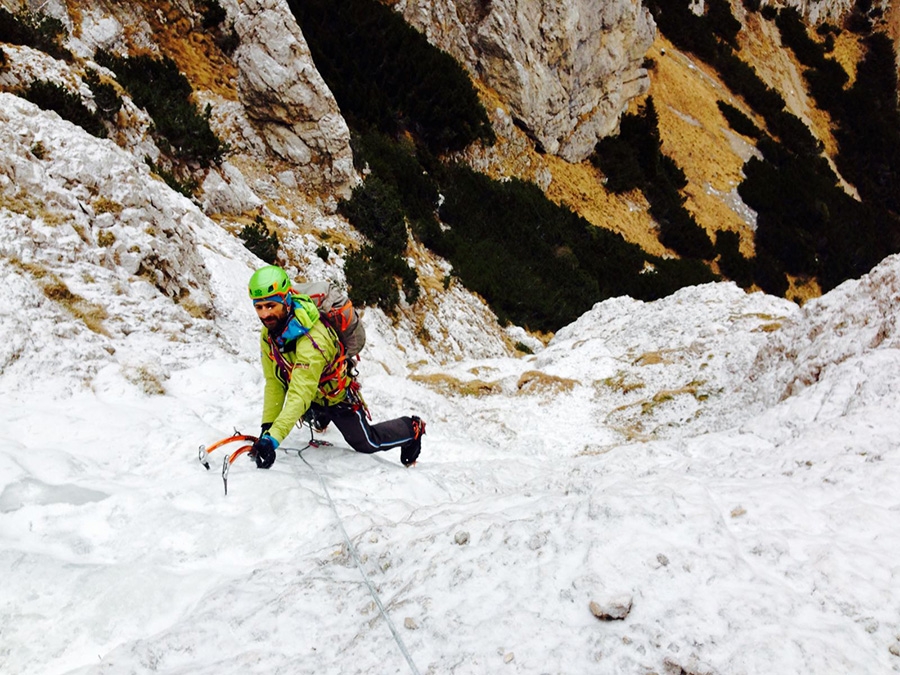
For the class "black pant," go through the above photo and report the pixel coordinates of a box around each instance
[310,401,415,454]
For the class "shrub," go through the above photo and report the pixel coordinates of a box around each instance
[198,0,239,54]
[240,217,279,264]
[752,250,788,296]
[775,8,826,67]
[651,0,900,296]
[707,0,742,48]
[199,0,227,29]
[645,0,722,61]
[514,342,534,355]
[337,125,719,329]
[344,244,419,312]
[435,163,716,331]
[288,0,494,155]
[96,50,226,166]
[772,24,900,288]
[84,68,122,121]
[717,100,761,139]
[592,98,714,260]
[146,159,198,198]
[350,129,439,226]
[768,110,822,159]
[20,79,107,138]
[593,135,644,193]
[631,257,719,300]
[714,230,753,288]
[653,205,715,260]
[0,8,71,60]
[338,176,409,252]
[345,247,395,311]
[436,166,604,329]
[297,0,723,326]
[775,7,848,106]
[832,33,900,214]
[845,1,874,34]
[716,51,786,121]
[338,177,420,311]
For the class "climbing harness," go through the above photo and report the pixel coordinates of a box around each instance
[266,327,353,405]
[347,379,372,421]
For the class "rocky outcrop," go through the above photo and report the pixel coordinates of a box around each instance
[225,0,355,196]
[392,0,655,162]
[758,0,852,24]
[0,92,229,317]
[731,0,890,24]
[6,0,354,198]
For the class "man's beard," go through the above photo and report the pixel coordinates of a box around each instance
[262,311,289,333]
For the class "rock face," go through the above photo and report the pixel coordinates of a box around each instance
[0,92,227,320]
[226,0,355,195]
[758,0,853,24]
[392,0,655,162]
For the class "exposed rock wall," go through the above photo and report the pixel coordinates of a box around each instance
[225,0,355,196]
[392,0,655,162]
[728,0,890,24]
[759,0,853,24]
[17,0,356,198]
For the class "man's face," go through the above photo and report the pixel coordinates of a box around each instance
[254,299,288,331]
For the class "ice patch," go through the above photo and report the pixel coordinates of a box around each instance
[0,477,108,513]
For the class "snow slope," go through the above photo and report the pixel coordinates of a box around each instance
[1,95,900,675]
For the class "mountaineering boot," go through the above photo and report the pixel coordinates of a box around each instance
[401,416,426,467]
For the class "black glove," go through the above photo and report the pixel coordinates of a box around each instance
[260,422,273,437]
[253,434,278,469]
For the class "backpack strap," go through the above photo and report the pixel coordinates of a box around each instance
[305,325,353,404]
[267,323,352,404]
[266,334,295,384]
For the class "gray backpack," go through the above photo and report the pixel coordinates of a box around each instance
[294,281,366,358]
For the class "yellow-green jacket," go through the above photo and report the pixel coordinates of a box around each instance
[260,296,350,443]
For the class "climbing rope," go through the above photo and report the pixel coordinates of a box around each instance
[286,444,422,675]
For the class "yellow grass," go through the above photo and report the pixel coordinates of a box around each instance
[516,370,580,395]
[129,0,239,101]
[409,372,500,397]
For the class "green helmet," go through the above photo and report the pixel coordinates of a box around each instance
[248,265,292,302]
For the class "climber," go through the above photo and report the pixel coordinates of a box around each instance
[247,265,425,469]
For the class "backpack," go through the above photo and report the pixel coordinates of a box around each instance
[293,281,366,359]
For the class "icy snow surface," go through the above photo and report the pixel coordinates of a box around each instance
[1,96,900,675]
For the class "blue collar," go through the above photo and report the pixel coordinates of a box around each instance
[271,307,309,350]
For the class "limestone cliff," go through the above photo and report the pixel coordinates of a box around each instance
[2,0,895,314]
[223,0,354,196]
[391,0,655,162]
[3,0,355,198]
